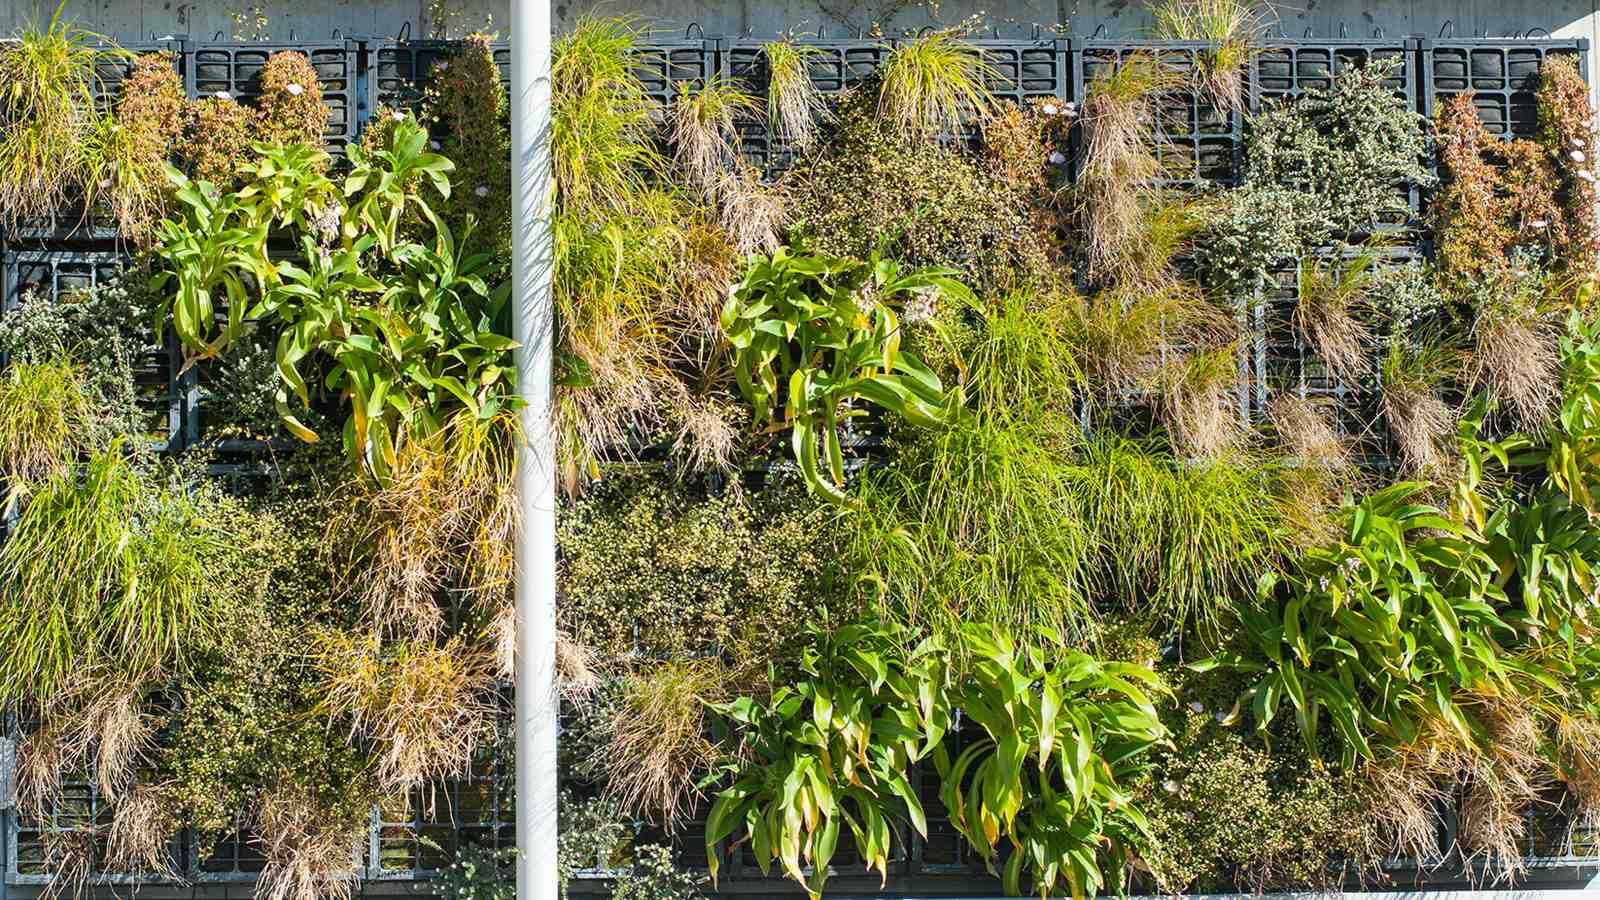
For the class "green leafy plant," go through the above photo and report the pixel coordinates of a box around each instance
[0,359,91,484]
[704,621,952,896]
[722,247,971,504]
[935,625,1169,898]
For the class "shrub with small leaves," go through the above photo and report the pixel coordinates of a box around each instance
[257,51,327,147]
[785,87,1058,292]
[1246,59,1432,239]
[1193,183,1322,298]
[557,472,843,663]
[181,98,258,185]
[1537,54,1600,276]
[1369,258,1450,335]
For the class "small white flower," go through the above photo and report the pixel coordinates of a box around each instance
[1531,219,1550,229]
[99,179,112,189]
[1048,150,1067,165]
[215,90,232,100]
[1579,169,1596,183]
[430,140,441,150]
[1042,103,1059,116]
[1162,780,1180,794]
[1215,711,1229,723]
[1575,137,1588,148]
[286,83,304,96]
[474,185,490,197]
[1319,575,1330,591]
[1188,701,1204,714]
[439,61,450,71]
[1573,150,1588,162]
[392,110,405,121]
[1063,101,1078,114]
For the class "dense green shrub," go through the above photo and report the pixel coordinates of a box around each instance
[784,88,1059,292]
[1244,59,1432,238]
[557,472,842,662]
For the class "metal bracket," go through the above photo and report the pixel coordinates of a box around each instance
[0,738,13,811]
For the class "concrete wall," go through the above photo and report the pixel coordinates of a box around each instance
[1,0,1595,47]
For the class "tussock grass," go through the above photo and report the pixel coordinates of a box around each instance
[256,783,361,900]
[329,411,520,638]
[1064,438,1289,643]
[313,631,498,794]
[670,75,761,193]
[599,658,732,832]
[1381,339,1460,476]
[0,7,101,229]
[1151,0,1266,113]
[1162,343,1246,459]
[1472,305,1560,432]
[877,29,997,139]
[764,40,826,149]
[0,359,91,485]
[1297,253,1376,387]
[106,783,180,878]
[1076,56,1183,284]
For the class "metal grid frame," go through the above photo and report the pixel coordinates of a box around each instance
[184,38,363,155]
[1420,34,1591,139]
[1246,246,1426,463]
[0,248,185,454]
[1074,38,1245,187]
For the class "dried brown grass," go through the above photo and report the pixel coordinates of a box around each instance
[39,828,97,900]
[598,658,733,832]
[330,411,521,638]
[1296,254,1375,386]
[1269,393,1353,474]
[670,76,760,193]
[1161,344,1246,458]
[256,783,362,900]
[1472,306,1560,432]
[106,782,181,878]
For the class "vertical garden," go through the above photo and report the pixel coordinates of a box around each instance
[2,2,1600,898]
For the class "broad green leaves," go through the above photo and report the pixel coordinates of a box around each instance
[704,624,1167,899]
[151,118,517,476]
[722,247,972,505]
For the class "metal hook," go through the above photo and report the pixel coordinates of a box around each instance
[1339,22,1348,38]
[331,28,342,40]
[1092,23,1108,38]
[1439,20,1455,38]
[288,28,298,41]
[397,21,412,41]
[1372,25,1384,38]
[1304,26,1314,38]
[1526,27,1553,39]
[213,30,225,41]
[1032,23,1042,40]
[684,22,705,40]
[918,25,936,37]
[990,26,1000,39]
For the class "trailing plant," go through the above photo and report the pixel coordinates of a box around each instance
[1431,92,1513,288]
[704,621,951,896]
[722,247,971,503]
[181,96,259,184]
[935,625,1168,898]
[1246,58,1432,239]
[876,28,996,138]
[557,471,839,663]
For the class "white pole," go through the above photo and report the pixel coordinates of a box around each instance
[509,0,557,898]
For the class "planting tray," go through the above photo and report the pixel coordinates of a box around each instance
[1419,32,1590,138]
[1073,37,1245,187]
[1250,32,1418,107]
[362,34,511,114]
[1,249,186,454]
[184,37,362,155]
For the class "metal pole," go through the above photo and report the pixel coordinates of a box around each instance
[509,0,557,898]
